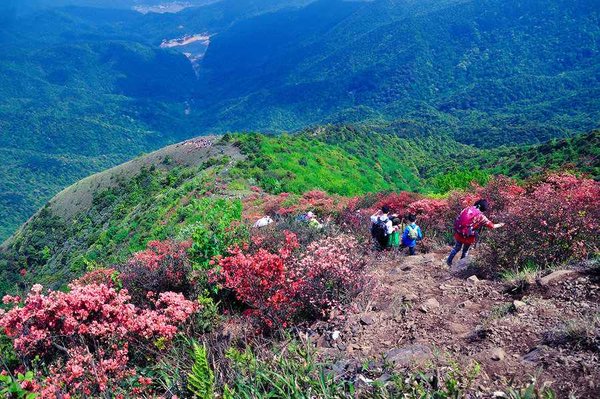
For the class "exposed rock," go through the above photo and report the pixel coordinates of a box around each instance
[467,275,480,284]
[331,330,341,341]
[385,344,432,367]
[513,300,527,311]
[331,360,349,376]
[490,347,506,361]
[539,270,578,286]
[458,300,475,309]
[420,298,440,313]
[356,374,374,387]
[521,347,544,363]
[373,300,390,311]
[404,293,418,302]
[360,315,375,325]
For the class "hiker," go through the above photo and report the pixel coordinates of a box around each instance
[306,211,324,229]
[447,199,505,266]
[370,205,393,248]
[297,211,323,229]
[401,214,422,255]
[253,215,273,228]
[388,217,402,249]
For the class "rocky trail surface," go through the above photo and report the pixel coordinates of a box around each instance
[310,250,599,397]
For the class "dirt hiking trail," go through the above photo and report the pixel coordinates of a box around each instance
[312,250,599,398]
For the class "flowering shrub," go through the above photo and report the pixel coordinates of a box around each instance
[243,190,350,223]
[479,174,600,273]
[117,240,193,305]
[214,232,365,329]
[372,191,422,217]
[0,284,196,398]
[350,174,599,273]
[71,268,120,288]
[406,198,451,238]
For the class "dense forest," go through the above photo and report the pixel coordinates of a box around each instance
[0,0,599,241]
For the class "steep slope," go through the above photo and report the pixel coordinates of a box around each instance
[2,127,596,296]
[315,249,600,397]
[0,137,243,294]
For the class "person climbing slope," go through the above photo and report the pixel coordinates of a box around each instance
[401,214,422,255]
[447,199,504,267]
[388,217,402,249]
[370,205,393,249]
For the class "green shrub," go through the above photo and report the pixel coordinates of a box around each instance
[225,340,352,398]
[184,198,246,270]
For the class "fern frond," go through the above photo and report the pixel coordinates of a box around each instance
[188,342,215,399]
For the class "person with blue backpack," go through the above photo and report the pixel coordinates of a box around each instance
[401,214,423,255]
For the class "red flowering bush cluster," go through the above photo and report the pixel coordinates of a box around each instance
[350,174,599,273]
[243,190,350,222]
[117,240,193,305]
[406,198,451,239]
[479,174,600,273]
[0,283,196,398]
[372,191,422,217]
[71,268,120,288]
[214,232,365,329]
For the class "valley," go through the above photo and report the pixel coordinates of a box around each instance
[0,0,598,241]
[0,2,599,396]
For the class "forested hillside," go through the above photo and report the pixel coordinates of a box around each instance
[198,0,600,143]
[1,0,599,241]
[2,127,597,296]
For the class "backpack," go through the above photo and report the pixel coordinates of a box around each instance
[296,213,309,222]
[406,225,419,240]
[454,206,480,238]
[371,217,389,245]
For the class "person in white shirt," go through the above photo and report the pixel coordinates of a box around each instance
[253,215,273,228]
[370,205,394,248]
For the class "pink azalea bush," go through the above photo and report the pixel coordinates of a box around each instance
[0,283,196,398]
[214,231,365,329]
[479,174,600,272]
[347,174,599,272]
[117,240,193,305]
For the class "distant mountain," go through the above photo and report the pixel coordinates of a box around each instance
[0,0,599,241]
[195,0,600,144]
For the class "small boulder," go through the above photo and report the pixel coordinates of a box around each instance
[512,300,527,311]
[404,293,418,302]
[360,315,375,326]
[539,270,577,287]
[490,347,506,361]
[385,344,432,367]
[467,275,480,284]
[458,300,475,309]
[331,330,341,341]
[420,298,440,313]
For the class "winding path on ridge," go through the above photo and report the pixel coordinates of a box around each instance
[312,250,599,397]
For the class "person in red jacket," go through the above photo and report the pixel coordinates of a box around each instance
[446,199,504,267]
